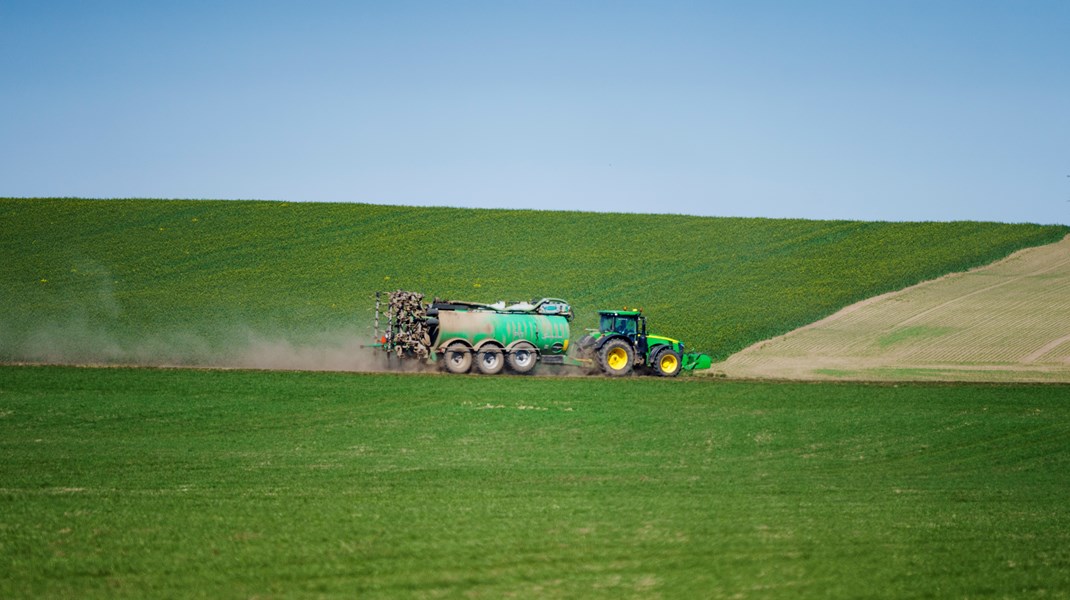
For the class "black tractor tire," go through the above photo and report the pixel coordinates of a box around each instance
[599,338,634,376]
[443,343,472,374]
[651,347,682,377]
[475,346,505,375]
[506,342,538,374]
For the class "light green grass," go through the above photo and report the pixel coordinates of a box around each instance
[1,365,1068,598]
[812,368,857,378]
[1,198,1066,365]
[877,325,957,348]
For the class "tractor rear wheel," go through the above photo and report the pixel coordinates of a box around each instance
[506,342,537,374]
[652,347,682,377]
[443,343,472,374]
[476,346,505,375]
[599,339,634,376]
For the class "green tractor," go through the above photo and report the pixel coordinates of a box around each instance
[576,309,712,377]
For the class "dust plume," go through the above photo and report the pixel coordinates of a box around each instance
[0,255,424,372]
[2,318,408,373]
[0,264,577,375]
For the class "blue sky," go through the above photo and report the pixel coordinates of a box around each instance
[2,1,1068,224]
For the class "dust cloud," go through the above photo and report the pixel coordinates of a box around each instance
[1,318,406,373]
[0,257,423,372]
[0,264,588,375]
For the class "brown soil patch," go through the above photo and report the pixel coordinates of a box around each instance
[710,235,1070,383]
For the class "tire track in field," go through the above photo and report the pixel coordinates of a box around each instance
[1022,333,1070,364]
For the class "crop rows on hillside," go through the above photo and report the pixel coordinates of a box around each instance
[1,198,1066,367]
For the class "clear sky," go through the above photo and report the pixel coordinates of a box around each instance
[2,1,1068,224]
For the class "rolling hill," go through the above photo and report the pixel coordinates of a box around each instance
[1,198,1066,368]
[4,198,1070,597]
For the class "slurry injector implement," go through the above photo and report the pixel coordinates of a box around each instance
[373,290,712,376]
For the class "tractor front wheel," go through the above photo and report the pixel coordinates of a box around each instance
[599,339,634,376]
[652,347,682,377]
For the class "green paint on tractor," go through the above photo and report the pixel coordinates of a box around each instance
[574,309,713,377]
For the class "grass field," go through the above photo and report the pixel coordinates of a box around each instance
[2,198,1066,367]
[2,365,1068,598]
[4,199,1069,597]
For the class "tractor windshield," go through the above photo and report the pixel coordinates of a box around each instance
[601,314,637,335]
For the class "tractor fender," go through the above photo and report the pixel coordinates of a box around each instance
[645,339,675,357]
[646,335,684,355]
[595,334,632,352]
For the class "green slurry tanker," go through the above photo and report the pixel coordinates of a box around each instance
[374,290,712,376]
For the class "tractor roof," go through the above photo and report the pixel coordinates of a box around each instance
[598,309,642,316]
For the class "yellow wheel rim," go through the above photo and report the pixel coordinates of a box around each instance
[607,347,628,370]
[660,353,679,373]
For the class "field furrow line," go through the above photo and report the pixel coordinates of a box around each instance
[1022,333,1070,364]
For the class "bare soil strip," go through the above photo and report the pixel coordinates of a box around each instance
[711,235,1070,382]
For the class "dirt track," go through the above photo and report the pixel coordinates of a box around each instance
[711,235,1070,383]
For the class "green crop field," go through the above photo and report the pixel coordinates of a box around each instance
[1,365,1068,598]
[1,198,1066,368]
[4,201,1069,597]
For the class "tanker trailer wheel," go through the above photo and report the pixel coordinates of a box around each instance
[652,347,682,377]
[443,343,473,374]
[476,346,505,375]
[599,339,634,376]
[506,342,537,374]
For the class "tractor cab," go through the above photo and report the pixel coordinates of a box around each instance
[598,309,645,344]
[596,309,652,361]
[599,310,643,337]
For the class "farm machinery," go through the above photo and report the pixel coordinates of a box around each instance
[373,290,712,376]
[574,308,712,376]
